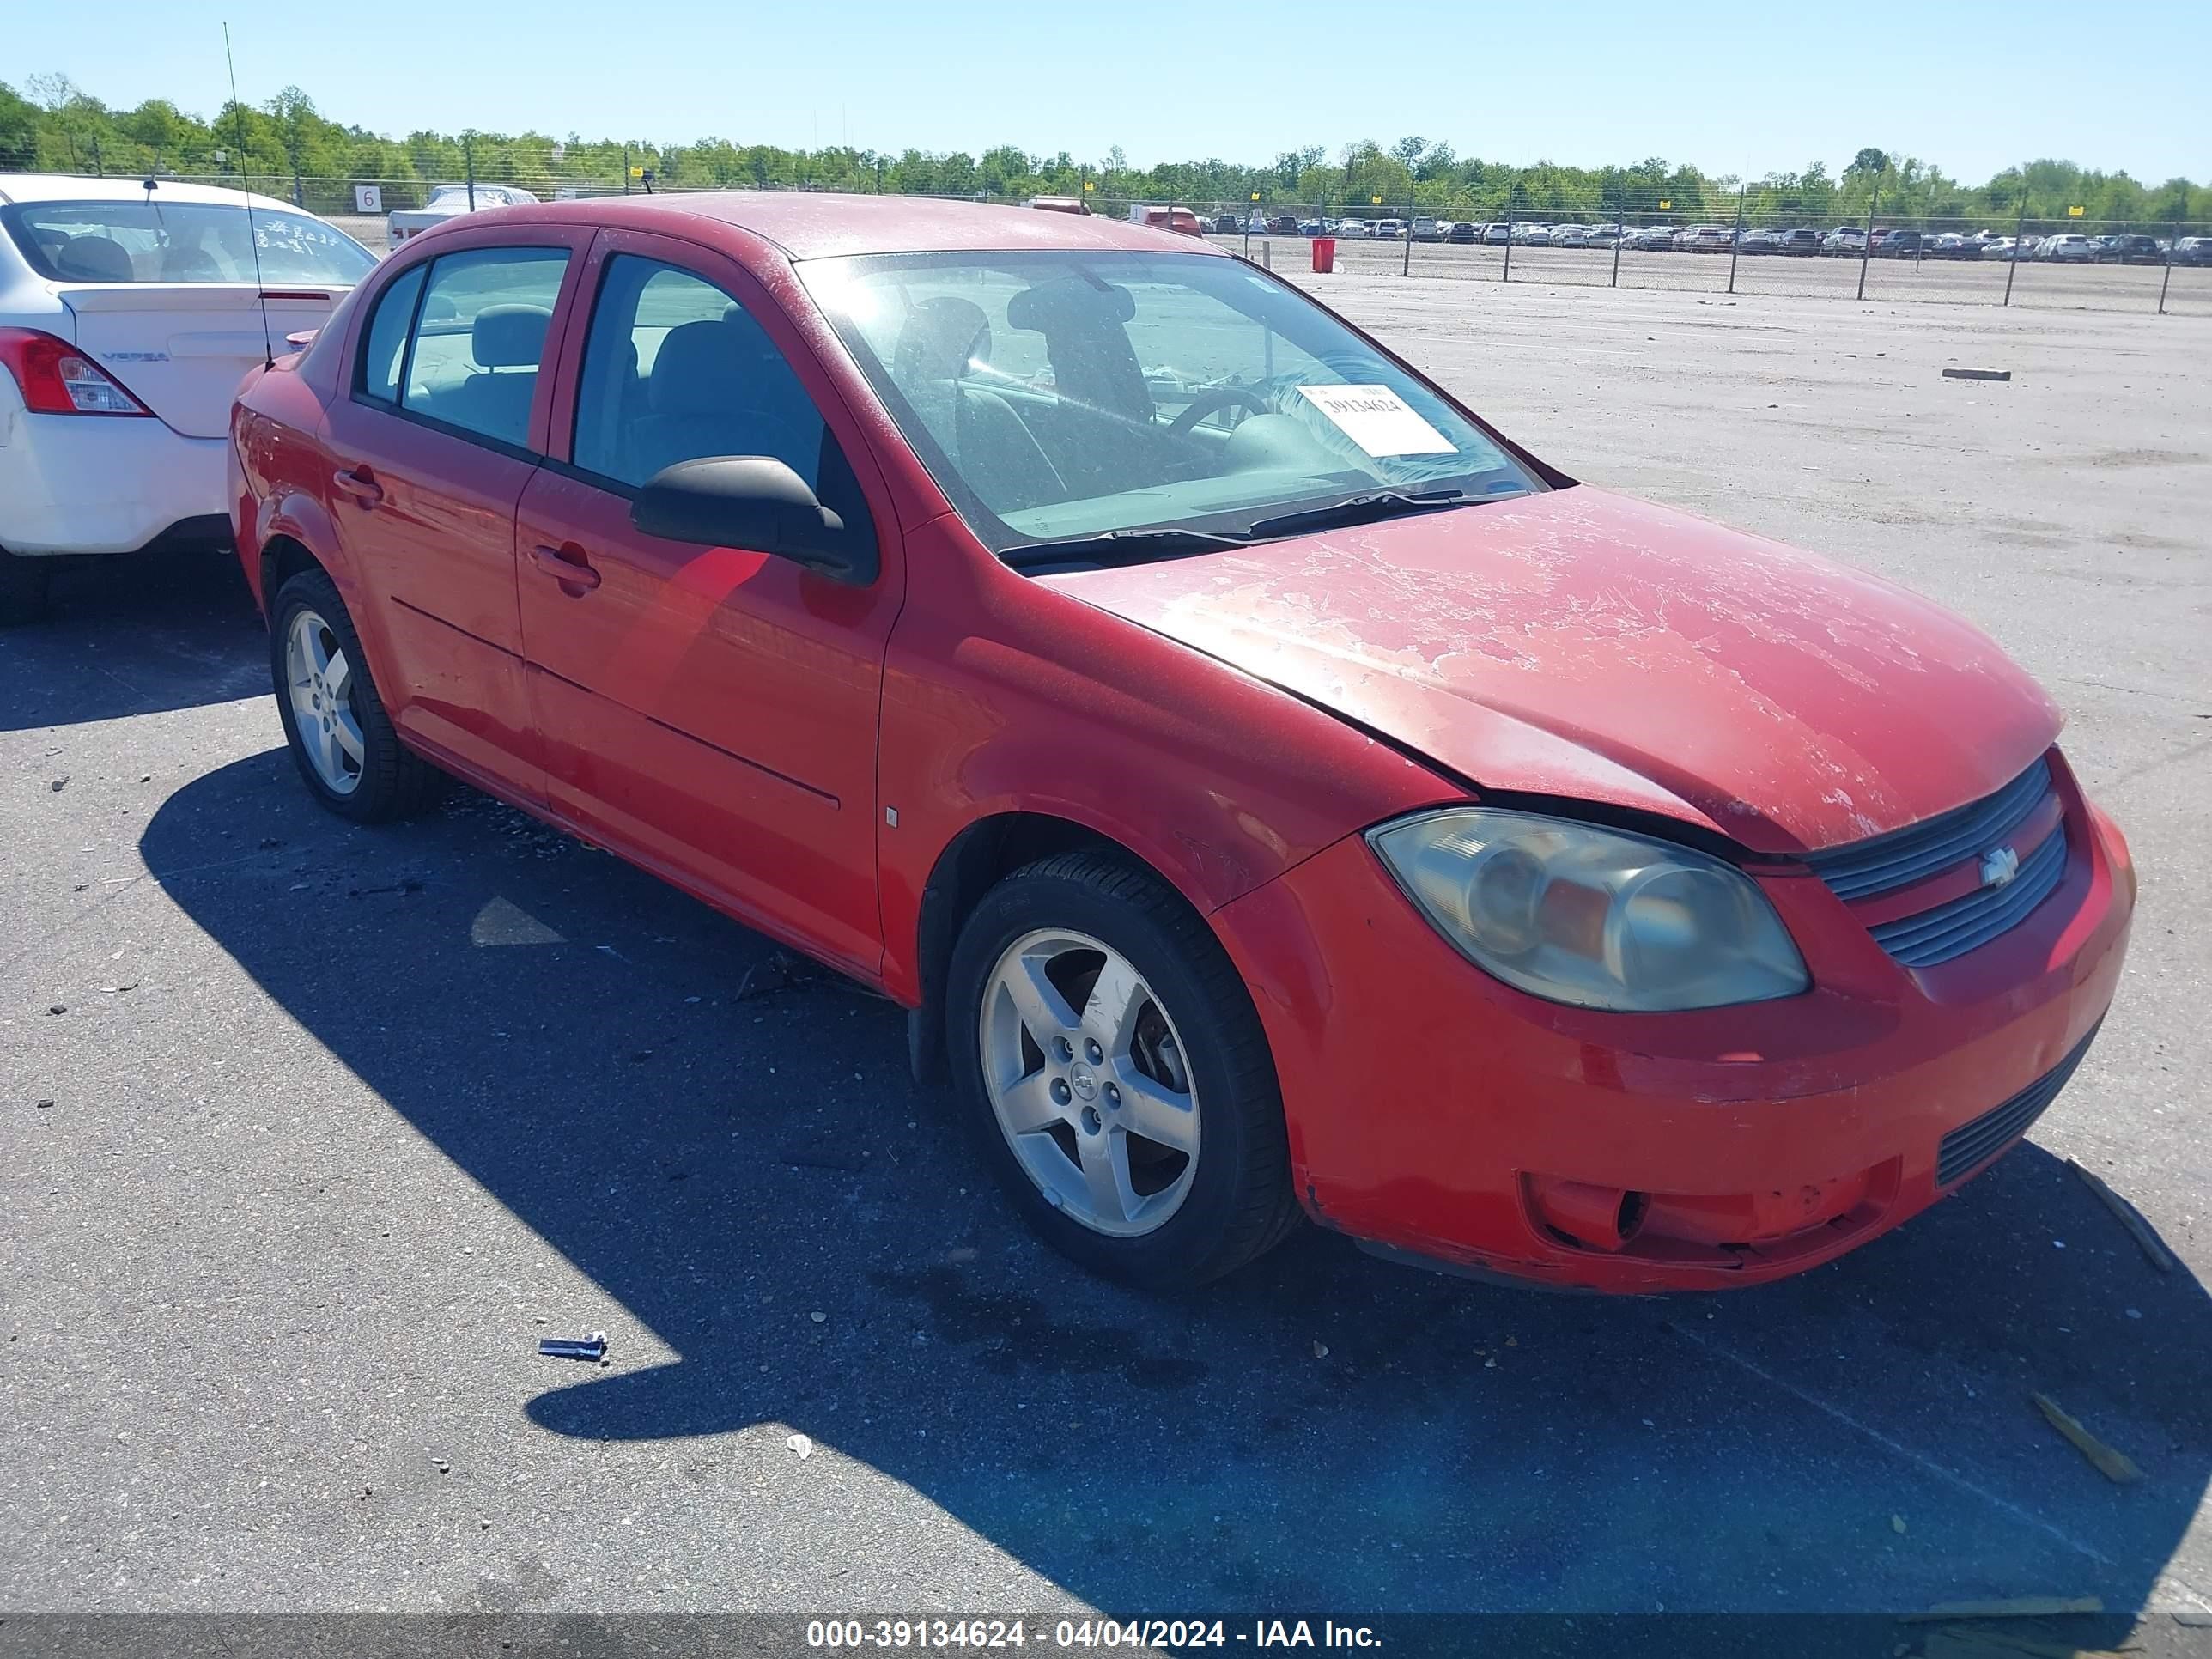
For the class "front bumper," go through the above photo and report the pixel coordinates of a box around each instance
[0,400,230,557]
[1212,760,2135,1291]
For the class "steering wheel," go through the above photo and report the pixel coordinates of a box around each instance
[1169,385,1274,436]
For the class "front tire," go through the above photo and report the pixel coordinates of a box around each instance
[269,568,444,822]
[946,851,1298,1290]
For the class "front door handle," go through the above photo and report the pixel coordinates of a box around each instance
[531,543,601,593]
[332,465,383,507]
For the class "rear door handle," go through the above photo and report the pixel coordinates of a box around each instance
[331,465,383,507]
[531,543,602,592]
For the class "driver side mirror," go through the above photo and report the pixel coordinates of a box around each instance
[629,456,876,585]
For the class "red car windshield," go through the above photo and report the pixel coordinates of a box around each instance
[802,250,1540,555]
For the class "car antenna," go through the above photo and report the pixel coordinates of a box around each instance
[222,21,276,369]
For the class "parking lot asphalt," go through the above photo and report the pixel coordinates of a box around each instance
[3,275,2210,1638]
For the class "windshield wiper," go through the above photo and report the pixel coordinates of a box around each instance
[1000,526,1252,570]
[1243,488,1480,540]
[1000,487,1507,572]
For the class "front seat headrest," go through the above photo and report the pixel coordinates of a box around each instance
[891,296,993,385]
[649,318,775,416]
[1006,276,1135,331]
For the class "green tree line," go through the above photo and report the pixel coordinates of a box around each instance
[2,76,2202,229]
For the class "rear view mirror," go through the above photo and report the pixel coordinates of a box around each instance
[629,456,876,584]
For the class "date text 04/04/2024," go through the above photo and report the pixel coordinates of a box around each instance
[805,1620,1383,1649]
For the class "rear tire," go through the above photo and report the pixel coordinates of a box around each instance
[269,568,445,822]
[947,851,1299,1291]
[0,551,53,626]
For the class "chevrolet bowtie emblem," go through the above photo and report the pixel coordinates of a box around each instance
[1979,845,2021,890]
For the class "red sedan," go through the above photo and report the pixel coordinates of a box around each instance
[230,195,2134,1292]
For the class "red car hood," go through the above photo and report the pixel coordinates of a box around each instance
[1039,488,2060,854]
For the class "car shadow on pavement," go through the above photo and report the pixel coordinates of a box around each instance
[144,749,2210,1632]
[0,552,267,733]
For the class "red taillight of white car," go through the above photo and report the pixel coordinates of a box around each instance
[0,327,154,416]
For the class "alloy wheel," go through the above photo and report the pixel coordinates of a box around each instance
[978,928,1201,1237]
[285,606,365,796]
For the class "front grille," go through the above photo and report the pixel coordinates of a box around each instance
[1804,758,2052,902]
[1802,757,2068,969]
[1869,824,2069,967]
[1936,1025,2099,1186]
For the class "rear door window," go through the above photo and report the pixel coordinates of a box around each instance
[394,247,570,450]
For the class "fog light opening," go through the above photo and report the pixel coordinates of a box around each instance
[1527,1176,1650,1253]
[1616,1189,1650,1244]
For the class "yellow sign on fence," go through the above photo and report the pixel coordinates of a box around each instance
[1659,198,1670,209]
[2068,204,2084,217]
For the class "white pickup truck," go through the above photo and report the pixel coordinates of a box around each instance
[386,183,539,246]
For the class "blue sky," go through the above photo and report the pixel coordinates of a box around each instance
[10,0,2205,183]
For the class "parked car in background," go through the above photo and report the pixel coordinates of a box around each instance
[2039,234,2093,263]
[2173,236,2212,265]
[1026,197,1093,216]
[1482,222,1513,244]
[1736,228,1780,254]
[1931,233,1972,258]
[1267,215,1300,236]
[2094,234,2162,264]
[1129,204,1206,237]
[1510,222,1551,246]
[0,173,374,621]
[1777,228,1822,255]
[1983,237,2028,261]
[1212,213,1242,235]
[1297,219,1326,237]
[387,182,539,246]
[1549,224,1595,248]
[1678,224,1734,252]
[1824,226,1867,255]
[1631,225,1674,250]
[1446,221,1477,244]
[1407,217,1442,242]
[1373,219,1406,240]
[1881,230,1928,258]
[229,191,2135,1295]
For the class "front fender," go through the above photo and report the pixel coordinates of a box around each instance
[872,527,1462,1002]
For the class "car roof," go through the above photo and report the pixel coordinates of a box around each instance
[0,172,307,214]
[484,191,1232,261]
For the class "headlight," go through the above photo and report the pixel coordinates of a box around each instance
[1367,808,1808,1012]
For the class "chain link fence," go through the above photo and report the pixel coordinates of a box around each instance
[70,160,2212,316]
[1201,199,2209,316]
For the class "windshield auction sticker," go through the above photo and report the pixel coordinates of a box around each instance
[1295,384,1456,455]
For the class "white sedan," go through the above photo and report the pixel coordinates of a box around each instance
[386,183,539,246]
[0,173,374,621]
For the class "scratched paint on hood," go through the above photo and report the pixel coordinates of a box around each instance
[1039,488,2061,854]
